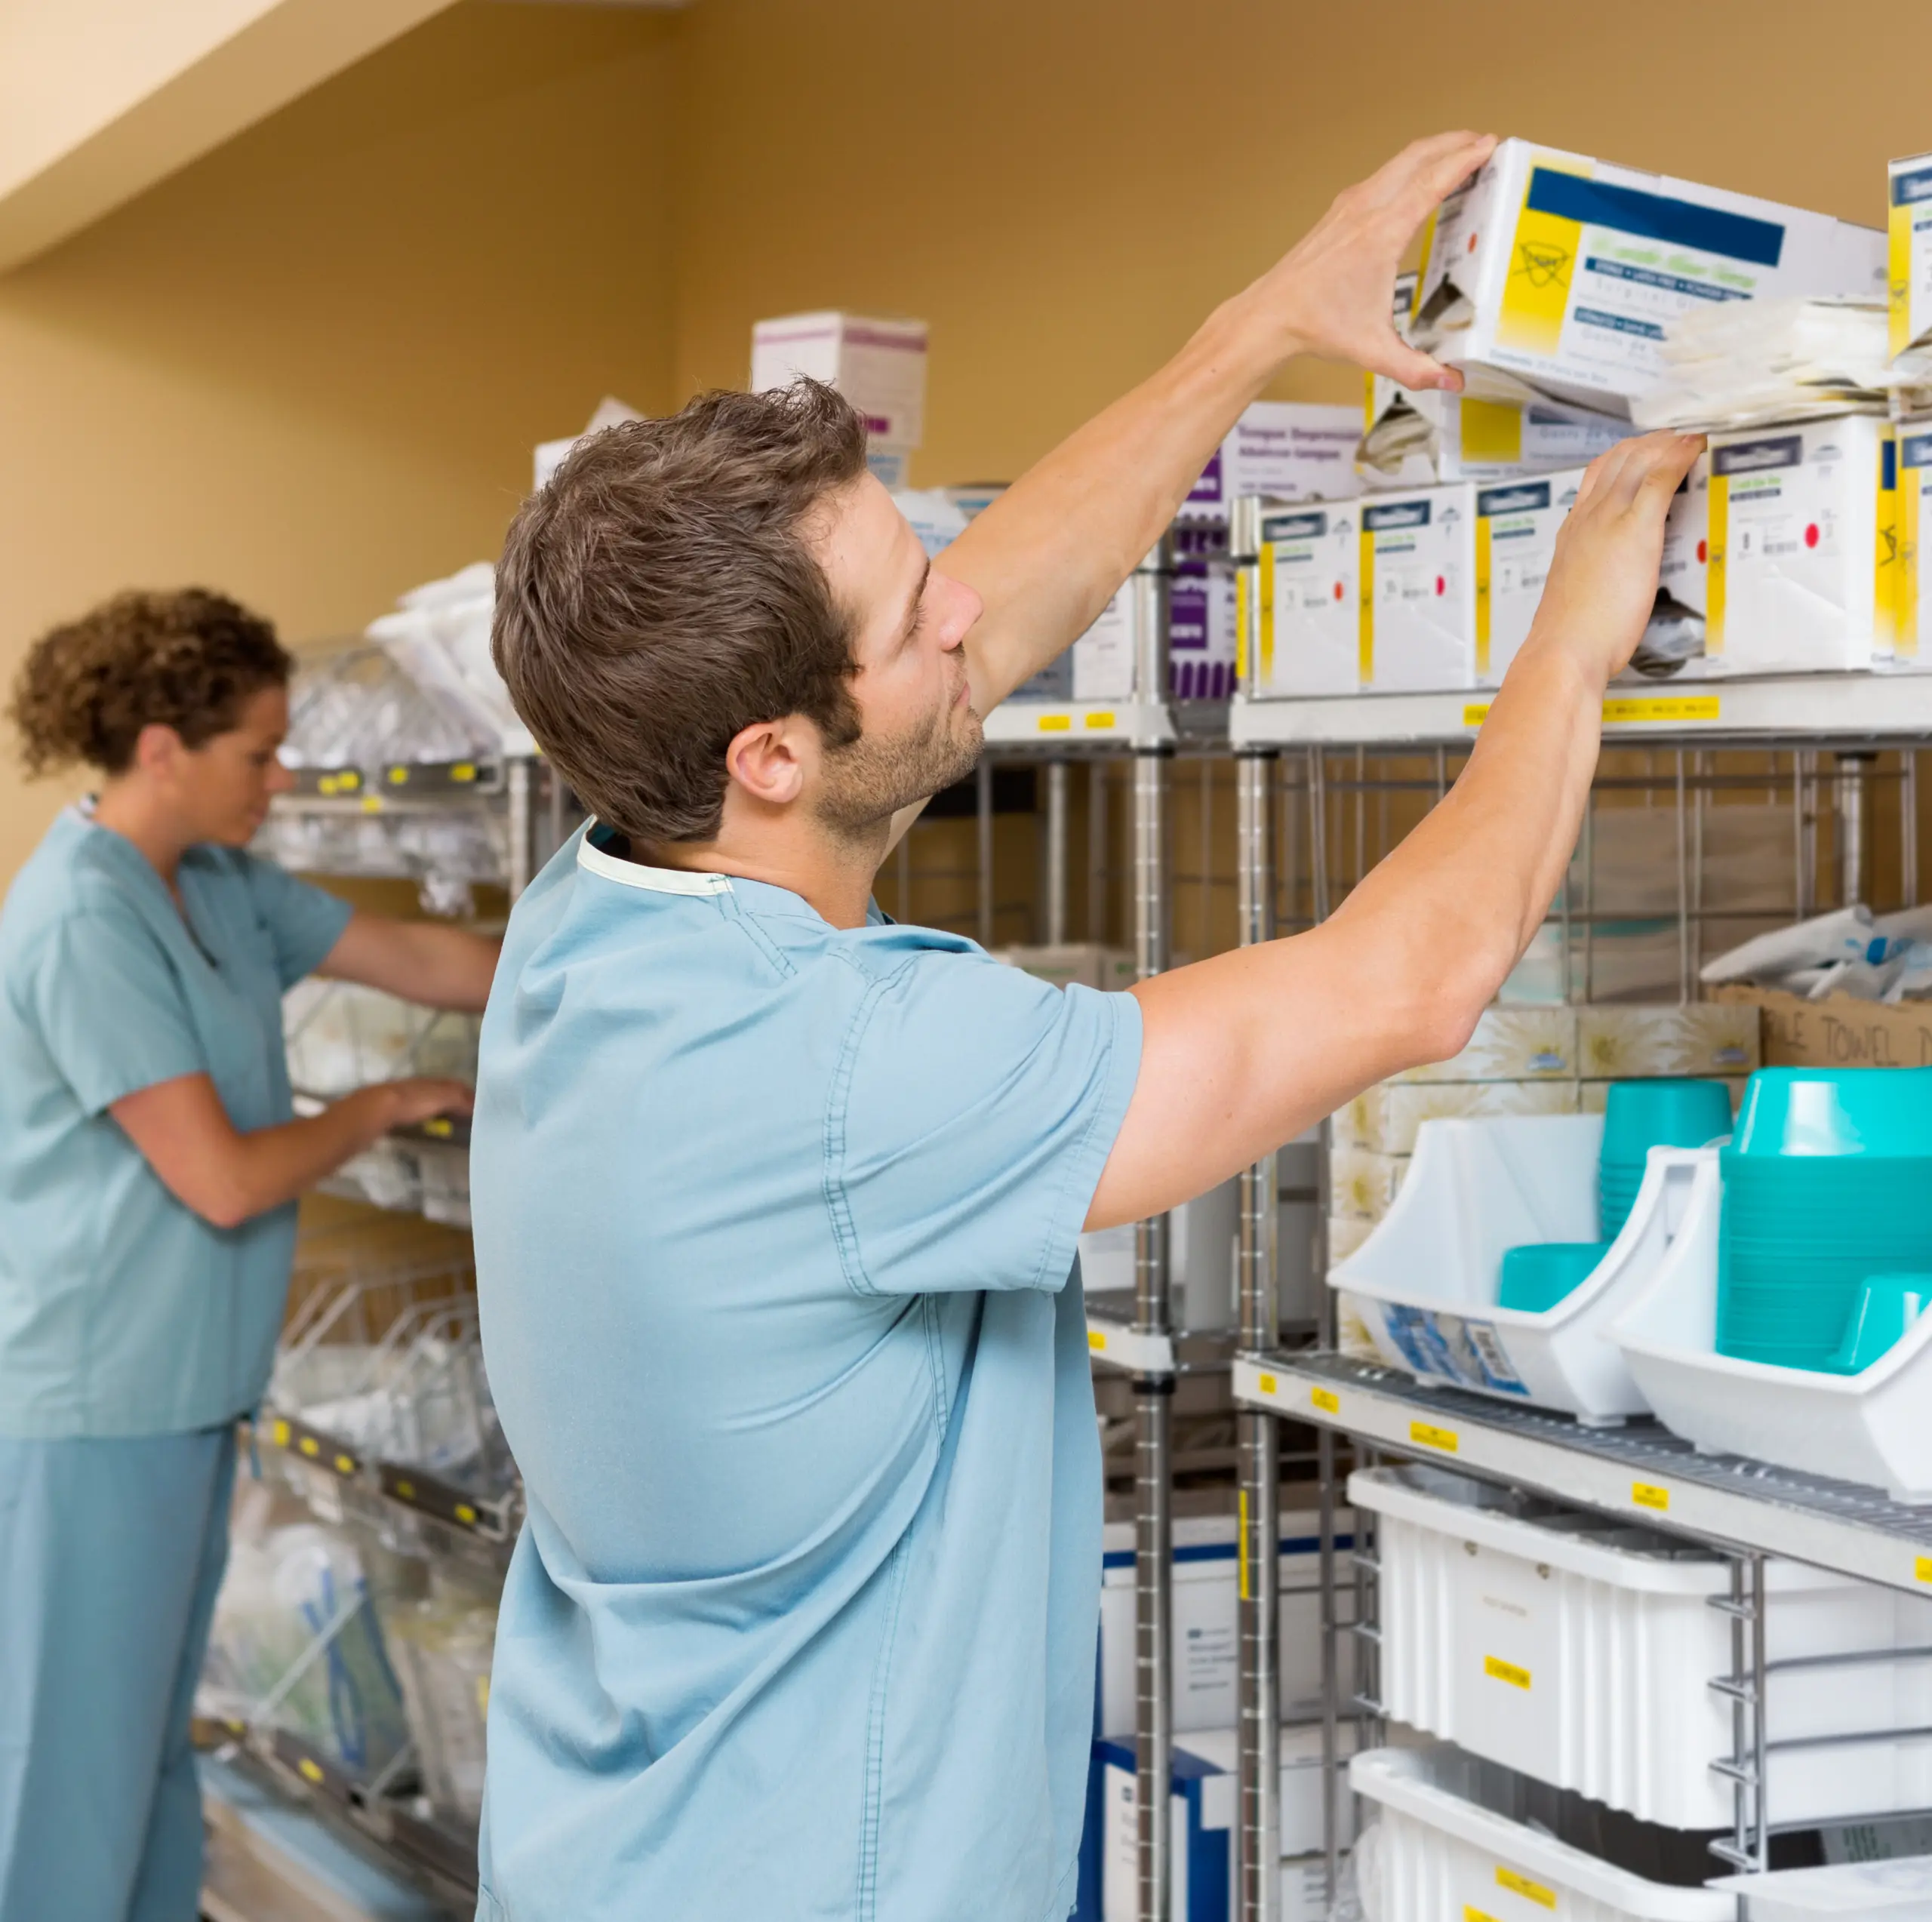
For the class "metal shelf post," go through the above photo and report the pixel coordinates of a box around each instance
[1044,760,1071,946]
[1234,749,1279,1922]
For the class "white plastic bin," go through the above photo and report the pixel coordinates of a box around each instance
[1334,1116,1700,1421]
[1358,1464,1932,1829]
[1713,1856,1932,1917]
[1351,1745,1734,1922]
[1612,1152,1932,1501]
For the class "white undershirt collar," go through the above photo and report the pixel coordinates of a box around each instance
[577,828,733,896]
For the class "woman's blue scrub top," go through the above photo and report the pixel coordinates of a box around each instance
[0,807,352,1438]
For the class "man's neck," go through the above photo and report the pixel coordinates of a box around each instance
[640,810,889,931]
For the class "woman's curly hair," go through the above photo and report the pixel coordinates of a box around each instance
[8,589,292,777]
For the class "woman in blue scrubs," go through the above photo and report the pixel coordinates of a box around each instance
[0,589,500,1922]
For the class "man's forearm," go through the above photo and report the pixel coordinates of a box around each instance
[945,290,1295,712]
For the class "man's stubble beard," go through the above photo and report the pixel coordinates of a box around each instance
[813,688,984,843]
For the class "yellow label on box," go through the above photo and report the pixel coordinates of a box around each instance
[1357,527,1375,682]
[1706,469,1730,654]
[1258,543,1277,684]
[1257,1371,1277,1395]
[1497,1865,1557,1908]
[1473,515,1493,678]
[1088,1330,1106,1352]
[1461,397,1524,466]
[1916,1555,1932,1585]
[1084,711,1115,729]
[1037,714,1072,732]
[1484,1654,1532,1691]
[1235,569,1251,682]
[1411,1420,1458,1453]
[1894,201,1915,361]
[1312,1385,1340,1415]
[1463,1908,1501,1922]
[1496,153,1590,357]
[1632,1481,1670,1513]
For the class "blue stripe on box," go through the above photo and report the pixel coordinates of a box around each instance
[1527,167,1786,268]
[1101,1533,1355,1570]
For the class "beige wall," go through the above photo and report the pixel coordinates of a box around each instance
[669,0,1926,484]
[0,2,675,882]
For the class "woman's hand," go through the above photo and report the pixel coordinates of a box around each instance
[1252,131,1497,390]
[358,1077,475,1132]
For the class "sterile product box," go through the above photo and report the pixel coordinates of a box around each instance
[1247,500,1361,697]
[1180,401,1362,519]
[1890,152,1932,367]
[1900,423,1932,666]
[1705,415,1899,672]
[1390,1004,1578,1083]
[1334,1078,1580,1158]
[750,311,928,450]
[1096,1510,1350,1739]
[1330,1145,1407,1223]
[1171,518,1238,701]
[1411,138,1887,416]
[1358,382,1629,489]
[1475,468,1584,685]
[1576,1001,1761,1081]
[1096,1724,1358,1922]
[1360,484,1478,692]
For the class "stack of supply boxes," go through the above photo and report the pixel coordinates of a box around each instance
[1329,1003,1759,1343]
[1017,401,1361,708]
[1081,1498,1358,1922]
[1246,137,1897,702]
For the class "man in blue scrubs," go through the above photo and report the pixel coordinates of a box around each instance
[470,131,1703,1920]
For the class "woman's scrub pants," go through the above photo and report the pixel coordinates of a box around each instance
[0,1425,236,1922]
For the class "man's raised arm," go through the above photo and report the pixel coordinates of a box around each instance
[943,131,1497,714]
[1086,429,1706,1232]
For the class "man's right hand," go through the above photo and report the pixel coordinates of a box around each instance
[1526,432,1706,685]
[368,1078,475,1132]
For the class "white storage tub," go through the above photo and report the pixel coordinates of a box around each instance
[1611,1152,1932,1501]
[1351,1745,1733,1922]
[1358,1464,1932,1830]
[1713,1855,1932,1917]
[1332,1116,1702,1422]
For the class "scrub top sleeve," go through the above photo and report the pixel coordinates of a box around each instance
[826,955,1143,1298]
[242,854,355,989]
[22,914,208,1115]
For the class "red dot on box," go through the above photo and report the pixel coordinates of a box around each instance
[1697,539,1708,564]
[1467,234,1478,253]
[1435,576,1446,595]
[1805,524,1820,549]
[1333,582,1344,601]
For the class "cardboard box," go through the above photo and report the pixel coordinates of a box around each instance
[750,310,928,448]
[1336,1077,1580,1156]
[1890,152,1932,365]
[1170,518,1238,701]
[1706,415,1898,672]
[1097,1509,1352,1739]
[1248,500,1362,696]
[1182,401,1361,519]
[1713,984,1932,1069]
[1475,468,1585,684]
[1577,1001,1761,1079]
[1330,1145,1407,1222]
[1359,383,1629,489]
[1095,1723,1357,1922]
[1360,485,1478,691]
[1391,1005,1578,1083]
[1412,139,1886,415]
[1900,423,1931,666]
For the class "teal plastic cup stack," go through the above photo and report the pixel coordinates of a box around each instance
[1717,1067,1932,1372]
[1598,1078,1735,1241]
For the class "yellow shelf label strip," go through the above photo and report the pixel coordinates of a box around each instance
[1410,1419,1459,1453]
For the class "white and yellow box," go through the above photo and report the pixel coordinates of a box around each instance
[1411,138,1887,416]
[1361,485,1478,691]
[1577,1001,1761,1081]
[1390,1004,1578,1083]
[1248,500,1361,696]
[1706,414,1899,672]
[1359,380,1629,489]
[1475,468,1584,685]
[1889,152,1932,369]
[1900,421,1932,665]
[1336,1078,1580,1157]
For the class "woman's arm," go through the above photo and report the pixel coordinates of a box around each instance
[315,912,500,1010]
[110,1072,473,1229]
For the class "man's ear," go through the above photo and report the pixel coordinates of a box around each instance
[724,714,811,809]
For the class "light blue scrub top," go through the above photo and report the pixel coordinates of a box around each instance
[472,825,1143,1922]
[0,806,352,1438]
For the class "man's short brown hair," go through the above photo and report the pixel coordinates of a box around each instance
[493,381,869,844]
